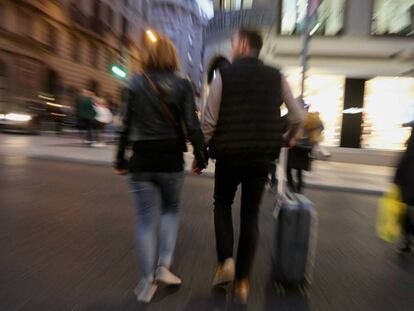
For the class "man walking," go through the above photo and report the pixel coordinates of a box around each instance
[200,29,304,304]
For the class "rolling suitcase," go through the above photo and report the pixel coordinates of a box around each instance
[273,148,318,295]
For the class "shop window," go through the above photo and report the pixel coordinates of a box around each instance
[362,77,414,150]
[286,72,345,147]
[243,0,253,9]
[372,0,414,36]
[220,0,253,11]
[281,0,345,36]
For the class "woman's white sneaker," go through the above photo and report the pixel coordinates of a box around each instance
[155,266,182,286]
[134,278,158,304]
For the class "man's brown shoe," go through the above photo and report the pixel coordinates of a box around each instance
[212,258,235,288]
[233,278,249,305]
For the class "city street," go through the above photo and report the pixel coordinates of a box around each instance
[1,134,414,311]
[1,0,414,309]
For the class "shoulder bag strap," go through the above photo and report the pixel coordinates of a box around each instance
[143,73,180,128]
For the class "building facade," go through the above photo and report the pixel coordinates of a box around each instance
[204,0,414,150]
[0,0,146,109]
[146,0,210,95]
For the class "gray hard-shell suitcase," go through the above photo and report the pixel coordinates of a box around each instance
[273,149,318,294]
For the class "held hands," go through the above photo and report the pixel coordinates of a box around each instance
[192,159,203,175]
[283,133,296,148]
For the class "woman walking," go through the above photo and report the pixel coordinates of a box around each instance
[114,35,207,303]
[287,110,323,193]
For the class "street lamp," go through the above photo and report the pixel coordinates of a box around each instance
[145,29,157,43]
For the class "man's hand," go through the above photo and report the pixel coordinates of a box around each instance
[192,159,203,175]
[114,168,128,175]
[283,132,296,148]
[287,137,296,148]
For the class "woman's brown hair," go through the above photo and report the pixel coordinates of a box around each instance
[141,33,181,72]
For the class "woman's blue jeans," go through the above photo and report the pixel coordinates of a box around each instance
[129,172,184,279]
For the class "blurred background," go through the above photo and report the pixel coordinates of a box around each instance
[0,1,414,310]
[0,0,412,151]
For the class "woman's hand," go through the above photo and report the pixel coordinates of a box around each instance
[114,168,128,175]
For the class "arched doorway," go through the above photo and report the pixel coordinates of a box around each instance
[207,56,231,84]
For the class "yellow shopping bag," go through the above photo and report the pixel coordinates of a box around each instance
[376,185,406,243]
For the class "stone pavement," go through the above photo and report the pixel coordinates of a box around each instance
[18,134,394,195]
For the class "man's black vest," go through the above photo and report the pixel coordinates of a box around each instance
[210,57,285,161]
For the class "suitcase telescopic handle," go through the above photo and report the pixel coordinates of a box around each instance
[277,147,289,195]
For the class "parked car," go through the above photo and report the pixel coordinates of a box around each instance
[0,99,74,134]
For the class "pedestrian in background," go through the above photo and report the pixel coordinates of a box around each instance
[92,97,112,147]
[75,89,96,146]
[106,95,120,142]
[200,29,304,304]
[114,34,207,303]
[394,124,414,253]
[287,107,323,193]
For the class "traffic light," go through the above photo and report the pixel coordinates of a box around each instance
[111,65,127,79]
[111,54,128,79]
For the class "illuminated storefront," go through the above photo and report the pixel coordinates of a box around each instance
[362,77,414,150]
[284,72,414,150]
[372,0,414,36]
[281,0,346,35]
[285,72,345,147]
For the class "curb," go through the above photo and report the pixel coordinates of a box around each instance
[28,153,384,196]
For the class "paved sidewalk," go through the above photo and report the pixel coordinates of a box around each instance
[23,135,394,195]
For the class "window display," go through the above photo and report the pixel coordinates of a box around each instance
[362,77,414,150]
[281,0,345,35]
[286,72,345,147]
[372,0,414,36]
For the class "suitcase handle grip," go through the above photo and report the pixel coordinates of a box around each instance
[277,148,289,194]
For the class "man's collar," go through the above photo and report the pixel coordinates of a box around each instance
[233,56,263,65]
